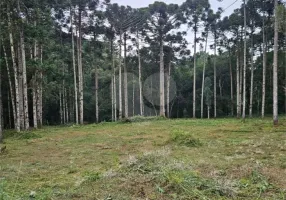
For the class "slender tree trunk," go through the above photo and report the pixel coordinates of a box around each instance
[95,65,99,123]
[273,0,278,125]
[18,43,24,130]
[132,67,135,116]
[78,8,84,124]
[0,56,2,143]
[193,26,197,118]
[207,105,210,119]
[167,61,171,118]
[159,38,165,117]
[65,88,69,123]
[8,91,12,129]
[7,6,20,132]
[137,30,143,116]
[17,0,29,130]
[123,33,128,118]
[214,31,217,118]
[113,48,117,121]
[2,42,16,128]
[236,48,241,118]
[38,45,43,126]
[60,90,63,124]
[242,0,247,120]
[32,79,38,128]
[228,48,234,117]
[71,7,78,124]
[111,39,114,121]
[119,30,123,120]
[201,33,208,118]
[262,15,267,118]
[249,29,254,118]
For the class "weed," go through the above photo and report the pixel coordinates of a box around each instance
[169,129,202,147]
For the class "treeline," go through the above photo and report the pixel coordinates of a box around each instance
[0,0,285,140]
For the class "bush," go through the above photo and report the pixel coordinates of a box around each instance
[169,130,202,147]
[119,116,167,123]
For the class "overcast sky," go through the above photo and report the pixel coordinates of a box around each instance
[112,0,242,54]
[112,0,241,17]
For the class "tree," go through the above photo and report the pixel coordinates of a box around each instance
[183,0,210,118]
[146,2,182,117]
[204,77,212,119]
[273,0,278,125]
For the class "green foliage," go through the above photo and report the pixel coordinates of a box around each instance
[4,131,42,140]
[83,171,101,183]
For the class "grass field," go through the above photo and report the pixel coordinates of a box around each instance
[0,117,286,199]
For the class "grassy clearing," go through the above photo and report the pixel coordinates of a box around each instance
[0,118,286,199]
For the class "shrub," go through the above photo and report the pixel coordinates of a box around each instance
[169,130,202,147]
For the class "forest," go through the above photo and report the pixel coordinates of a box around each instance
[0,0,285,136]
[0,0,286,199]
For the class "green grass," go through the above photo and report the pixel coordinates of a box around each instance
[0,118,286,199]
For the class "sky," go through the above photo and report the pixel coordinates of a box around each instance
[112,0,242,54]
[113,0,241,17]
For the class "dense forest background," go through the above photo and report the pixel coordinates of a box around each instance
[0,0,285,137]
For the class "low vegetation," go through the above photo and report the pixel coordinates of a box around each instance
[0,118,286,199]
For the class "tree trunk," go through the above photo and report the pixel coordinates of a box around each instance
[201,33,208,118]
[111,39,114,121]
[137,30,143,116]
[159,37,165,117]
[39,45,43,126]
[119,30,123,120]
[214,31,217,118]
[7,6,20,132]
[167,61,171,118]
[207,105,210,119]
[273,0,278,125]
[113,47,117,121]
[8,91,12,129]
[32,79,38,128]
[71,7,78,124]
[236,48,241,118]
[111,78,114,121]
[95,65,99,123]
[132,67,135,116]
[249,29,254,118]
[261,15,267,118]
[228,47,234,117]
[242,0,247,120]
[193,26,197,118]
[17,0,29,130]
[0,56,2,143]
[18,43,24,130]
[2,42,16,128]
[123,33,128,118]
[60,90,63,124]
[78,7,84,124]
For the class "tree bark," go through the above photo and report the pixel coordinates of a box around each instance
[71,7,78,124]
[242,0,247,120]
[32,78,38,128]
[17,43,24,130]
[60,90,63,124]
[193,25,197,118]
[137,30,143,116]
[95,65,99,123]
[228,47,234,117]
[201,33,208,118]
[17,0,29,130]
[123,33,128,118]
[167,61,171,118]
[159,37,165,117]
[249,28,254,118]
[273,0,278,125]
[119,30,123,120]
[236,48,241,118]
[262,14,266,118]
[78,7,84,124]
[0,54,2,143]
[2,42,16,128]
[7,5,20,132]
[214,31,217,118]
